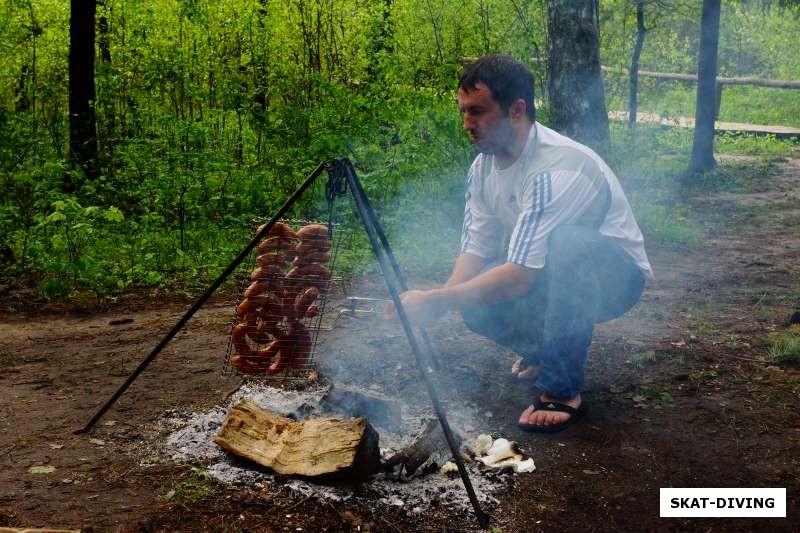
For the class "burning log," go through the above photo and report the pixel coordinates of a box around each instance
[214,400,380,480]
[383,419,465,476]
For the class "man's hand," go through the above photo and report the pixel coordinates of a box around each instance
[383,289,446,327]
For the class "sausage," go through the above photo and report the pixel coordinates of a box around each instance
[249,267,285,290]
[256,253,286,267]
[244,281,271,298]
[296,224,328,240]
[231,355,270,374]
[246,298,281,341]
[257,221,297,239]
[257,307,283,335]
[287,263,331,280]
[295,240,331,255]
[246,325,272,344]
[253,263,284,277]
[293,251,331,266]
[254,338,282,359]
[266,341,289,375]
[231,323,254,356]
[257,236,295,253]
[235,298,258,318]
[304,303,320,318]
[293,287,319,317]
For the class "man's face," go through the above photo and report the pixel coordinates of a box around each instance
[457,82,515,155]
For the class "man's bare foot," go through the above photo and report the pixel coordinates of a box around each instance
[518,393,582,427]
[511,357,538,380]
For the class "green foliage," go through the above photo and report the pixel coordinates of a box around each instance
[768,326,800,363]
[0,0,798,300]
[164,468,221,507]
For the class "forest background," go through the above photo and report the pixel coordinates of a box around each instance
[1,0,799,302]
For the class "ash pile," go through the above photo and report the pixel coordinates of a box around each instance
[161,380,534,513]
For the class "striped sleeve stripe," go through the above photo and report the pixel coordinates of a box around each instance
[520,172,552,263]
[460,205,473,251]
[512,172,551,264]
[460,169,474,251]
[510,173,542,263]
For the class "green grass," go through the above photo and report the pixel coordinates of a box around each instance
[608,80,800,129]
[628,350,657,370]
[768,326,800,363]
[164,468,221,508]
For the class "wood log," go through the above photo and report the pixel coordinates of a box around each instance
[214,400,380,480]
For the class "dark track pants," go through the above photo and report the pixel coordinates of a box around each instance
[461,225,645,400]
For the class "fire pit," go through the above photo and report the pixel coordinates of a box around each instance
[161,381,527,514]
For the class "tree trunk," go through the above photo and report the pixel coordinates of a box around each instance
[628,0,647,130]
[546,0,610,157]
[68,0,99,184]
[687,0,721,178]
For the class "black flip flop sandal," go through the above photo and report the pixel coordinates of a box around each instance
[517,396,587,433]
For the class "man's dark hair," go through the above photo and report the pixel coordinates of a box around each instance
[458,54,536,122]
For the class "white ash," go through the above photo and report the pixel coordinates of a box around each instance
[160,381,518,513]
[163,382,326,462]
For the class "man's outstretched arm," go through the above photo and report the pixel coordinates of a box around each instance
[445,252,490,287]
[385,253,538,324]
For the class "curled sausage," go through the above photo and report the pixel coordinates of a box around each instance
[255,263,284,277]
[249,267,285,290]
[295,240,331,255]
[293,251,331,266]
[235,299,258,318]
[231,355,270,374]
[256,253,286,267]
[231,323,254,356]
[244,281,271,298]
[266,340,289,375]
[293,287,319,317]
[257,221,297,239]
[296,224,328,240]
[304,303,320,318]
[257,306,283,335]
[287,263,331,280]
[254,338,282,359]
[257,236,295,253]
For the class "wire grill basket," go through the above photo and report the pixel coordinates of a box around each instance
[222,219,345,381]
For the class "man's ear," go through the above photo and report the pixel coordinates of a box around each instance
[508,99,527,120]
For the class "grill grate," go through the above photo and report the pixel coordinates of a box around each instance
[222,219,345,381]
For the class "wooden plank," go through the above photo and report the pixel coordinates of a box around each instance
[609,111,800,138]
[213,399,380,480]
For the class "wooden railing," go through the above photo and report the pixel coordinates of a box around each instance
[601,65,800,118]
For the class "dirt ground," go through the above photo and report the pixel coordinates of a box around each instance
[1,152,799,532]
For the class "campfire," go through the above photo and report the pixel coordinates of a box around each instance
[85,162,533,524]
[163,380,534,514]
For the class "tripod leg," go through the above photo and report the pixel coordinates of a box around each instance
[342,160,489,528]
[76,162,330,434]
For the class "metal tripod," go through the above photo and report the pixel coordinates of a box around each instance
[77,157,489,528]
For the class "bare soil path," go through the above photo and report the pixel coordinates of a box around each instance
[1,153,798,532]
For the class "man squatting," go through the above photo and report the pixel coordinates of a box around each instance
[385,55,654,433]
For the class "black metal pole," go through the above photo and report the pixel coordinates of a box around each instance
[341,159,490,528]
[346,166,442,371]
[76,162,331,434]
